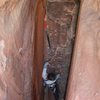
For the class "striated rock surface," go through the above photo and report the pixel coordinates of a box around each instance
[0,0,34,100]
[66,0,100,100]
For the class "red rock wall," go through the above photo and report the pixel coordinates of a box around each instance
[0,0,34,100]
[33,0,46,100]
[66,0,100,100]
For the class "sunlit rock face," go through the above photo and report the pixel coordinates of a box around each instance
[0,0,34,100]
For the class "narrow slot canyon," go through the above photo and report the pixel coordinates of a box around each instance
[43,0,80,100]
[0,0,100,100]
[0,0,80,99]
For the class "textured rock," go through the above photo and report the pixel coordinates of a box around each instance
[44,0,79,99]
[66,0,100,100]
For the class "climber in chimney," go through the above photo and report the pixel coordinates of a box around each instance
[42,62,60,100]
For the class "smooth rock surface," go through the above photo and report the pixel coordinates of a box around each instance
[66,0,100,100]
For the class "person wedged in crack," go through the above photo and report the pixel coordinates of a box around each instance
[42,62,60,100]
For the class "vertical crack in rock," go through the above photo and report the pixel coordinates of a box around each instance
[44,0,79,100]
